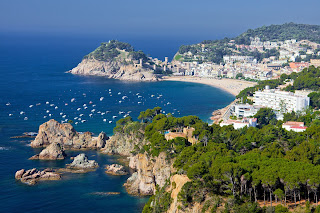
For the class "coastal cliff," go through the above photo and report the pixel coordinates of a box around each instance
[124,152,173,196]
[69,58,157,81]
[68,40,158,81]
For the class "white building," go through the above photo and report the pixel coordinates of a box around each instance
[253,86,310,113]
[233,104,260,118]
[220,118,257,129]
[282,121,307,132]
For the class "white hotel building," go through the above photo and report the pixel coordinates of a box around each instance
[253,86,310,113]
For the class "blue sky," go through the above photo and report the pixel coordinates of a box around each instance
[1,0,320,39]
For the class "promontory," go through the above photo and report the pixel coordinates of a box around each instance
[68,40,159,81]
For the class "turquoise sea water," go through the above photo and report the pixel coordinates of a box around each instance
[0,34,234,212]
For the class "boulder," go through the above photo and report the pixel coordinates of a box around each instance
[67,153,98,169]
[105,164,127,176]
[31,119,78,148]
[30,142,66,160]
[15,168,61,185]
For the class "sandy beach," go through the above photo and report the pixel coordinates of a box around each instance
[162,76,257,96]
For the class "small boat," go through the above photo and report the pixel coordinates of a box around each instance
[60,112,63,115]
[46,110,50,113]
[119,101,122,103]
[109,121,113,123]
[50,104,55,107]
[118,92,121,95]
[29,105,33,108]
[112,116,117,119]
[77,108,81,111]
[49,114,52,117]
[103,119,107,122]
[46,101,49,104]
[9,114,12,116]
[36,103,41,106]
[20,111,25,115]
[100,97,104,101]
[6,102,11,106]
[71,98,76,102]
[24,117,28,120]
[55,106,58,109]
[89,101,93,104]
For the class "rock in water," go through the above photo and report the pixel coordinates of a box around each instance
[31,119,106,150]
[105,164,128,175]
[31,119,78,148]
[29,142,66,160]
[15,168,61,185]
[67,153,98,169]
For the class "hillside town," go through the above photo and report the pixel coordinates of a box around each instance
[155,37,320,81]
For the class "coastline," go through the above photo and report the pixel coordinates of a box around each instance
[162,76,257,122]
[162,76,257,96]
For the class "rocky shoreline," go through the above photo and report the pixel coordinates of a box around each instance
[68,58,158,82]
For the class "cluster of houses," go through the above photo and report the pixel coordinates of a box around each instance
[169,37,320,81]
[218,85,310,132]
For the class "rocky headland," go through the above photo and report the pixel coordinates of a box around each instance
[15,168,61,185]
[68,40,158,82]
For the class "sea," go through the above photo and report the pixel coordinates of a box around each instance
[0,33,234,213]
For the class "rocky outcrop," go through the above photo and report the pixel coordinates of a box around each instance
[31,119,106,150]
[15,168,61,185]
[105,164,128,175]
[102,131,147,156]
[29,142,66,160]
[124,152,173,195]
[66,153,98,170]
[68,59,157,82]
[89,132,108,149]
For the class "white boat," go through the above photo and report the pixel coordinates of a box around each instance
[89,114,93,117]
[103,119,107,122]
[60,112,63,115]
[46,110,50,113]
[6,102,11,106]
[122,96,128,100]
[100,97,104,101]
[36,103,41,106]
[43,116,47,118]
[91,109,96,112]
[62,115,66,118]
[138,102,141,104]
[119,101,122,103]
[109,121,113,123]
[49,114,52,117]
[71,98,75,102]
[118,92,121,95]
[77,108,81,111]
[24,117,28,120]
[81,120,86,123]
[50,104,54,107]
[46,102,49,104]
[55,106,58,109]
[29,105,33,108]
[8,114,12,116]
[112,116,117,119]
[79,114,83,117]
[20,111,25,115]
